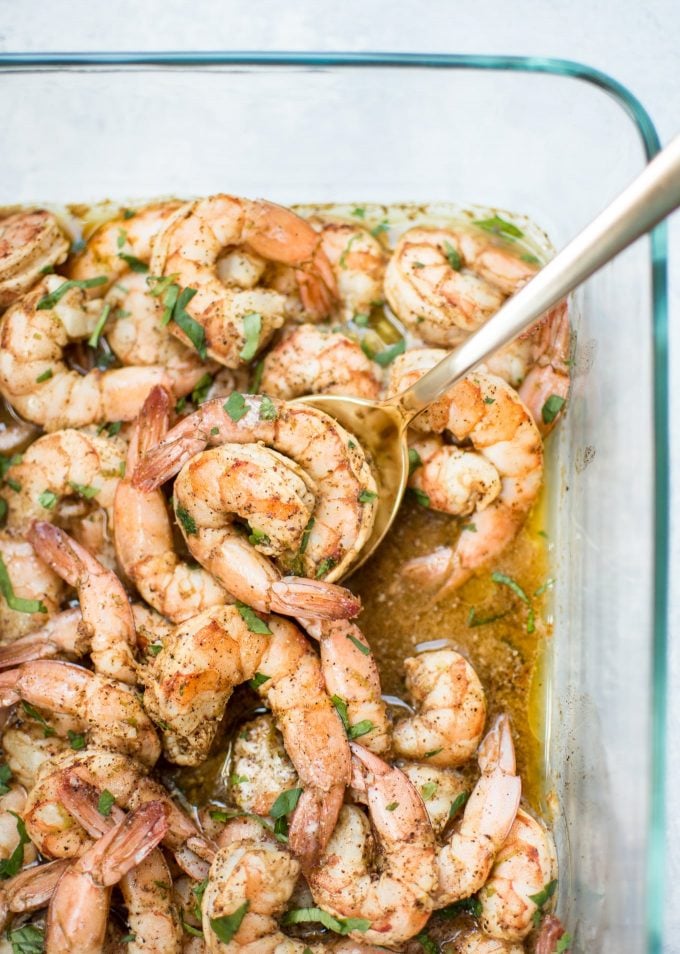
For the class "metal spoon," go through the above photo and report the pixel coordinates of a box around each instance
[296,134,680,575]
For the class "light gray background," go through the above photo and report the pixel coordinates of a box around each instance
[0,0,678,948]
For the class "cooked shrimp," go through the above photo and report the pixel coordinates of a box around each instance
[384,225,536,347]
[0,275,171,430]
[45,799,168,954]
[304,619,390,755]
[23,749,215,877]
[450,928,524,954]
[142,606,350,867]
[2,721,69,789]
[0,530,65,643]
[309,743,437,946]
[106,270,215,396]
[149,195,338,366]
[433,714,521,907]
[133,395,375,616]
[399,762,469,836]
[479,808,558,941]
[5,429,124,530]
[312,218,388,320]
[114,385,231,623]
[259,325,381,400]
[392,649,486,767]
[27,521,137,684]
[517,300,570,436]
[202,817,385,953]
[69,201,182,293]
[0,660,160,767]
[0,209,69,309]
[229,714,298,816]
[409,434,503,517]
[0,859,69,933]
[393,370,543,596]
[0,784,37,869]
[59,771,182,954]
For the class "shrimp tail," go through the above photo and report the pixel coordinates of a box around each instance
[59,771,122,835]
[0,608,84,669]
[271,577,361,620]
[133,436,207,491]
[401,546,454,589]
[0,669,21,706]
[93,801,169,885]
[0,859,70,932]
[288,782,346,872]
[127,383,173,468]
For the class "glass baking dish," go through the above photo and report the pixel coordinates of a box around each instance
[0,52,669,953]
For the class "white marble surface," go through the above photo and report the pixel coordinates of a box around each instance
[0,0,678,948]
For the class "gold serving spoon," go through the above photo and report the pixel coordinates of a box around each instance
[297,135,680,576]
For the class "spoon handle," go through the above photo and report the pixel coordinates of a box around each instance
[393,133,680,419]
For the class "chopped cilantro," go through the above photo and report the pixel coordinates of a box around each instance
[98,789,115,816]
[224,392,248,422]
[473,215,524,238]
[0,557,47,614]
[36,275,107,310]
[210,901,249,942]
[235,601,272,635]
[239,312,262,362]
[176,505,198,536]
[542,394,566,424]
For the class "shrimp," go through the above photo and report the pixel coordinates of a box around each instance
[201,817,385,953]
[106,270,216,397]
[392,649,486,768]
[45,799,168,954]
[450,928,524,954]
[308,743,437,947]
[69,201,182,293]
[2,721,69,790]
[384,225,536,347]
[312,218,388,320]
[59,770,183,954]
[517,300,571,436]
[149,195,338,366]
[0,530,65,643]
[142,606,350,867]
[114,385,232,623]
[0,660,160,767]
[0,209,69,309]
[23,749,215,877]
[133,396,375,617]
[433,714,521,907]
[229,714,298,816]
[259,325,381,401]
[399,762,470,836]
[0,859,69,933]
[304,620,390,756]
[4,429,124,530]
[0,784,37,870]
[478,808,558,942]
[0,275,171,430]
[391,369,543,597]
[27,521,138,684]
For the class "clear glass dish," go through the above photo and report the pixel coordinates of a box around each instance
[0,52,669,953]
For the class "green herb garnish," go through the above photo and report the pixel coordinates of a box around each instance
[235,601,272,635]
[36,276,107,310]
[541,394,566,424]
[529,878,558,926]
[420,781,438,801]
[473,215,524,238]
[68,481,99,499]
[0,764,12,796]
[444,240,462,270]
[361,337,405,367]
[67,730,86,751]
[358,489,377,504]
[346,632,370,656]
[176,505,198,536]
[210,901,249,942]
[224,391,248,422]
[7,923,44,954]
[259,396,278,421]
[467,607,509,628]
[0,557,47,615]
[408,448,422,474]
[248,672,271,689]
[410,488,430,508]
[282,907,370,935]
[449,790,470,817]
[38,490,58,510]
[239,312,262,362]
[87,302,111,348]
[0,812,30,878]
[118,252,148,273]
[247,527,270,547]
[98,789,115,816]
[315,556,336,578]
[191,372,213,405]
[35,368,53,383]
[270,787,303,820]
[171,287,206,359]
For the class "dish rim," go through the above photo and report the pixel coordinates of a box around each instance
[0,50,669,953]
